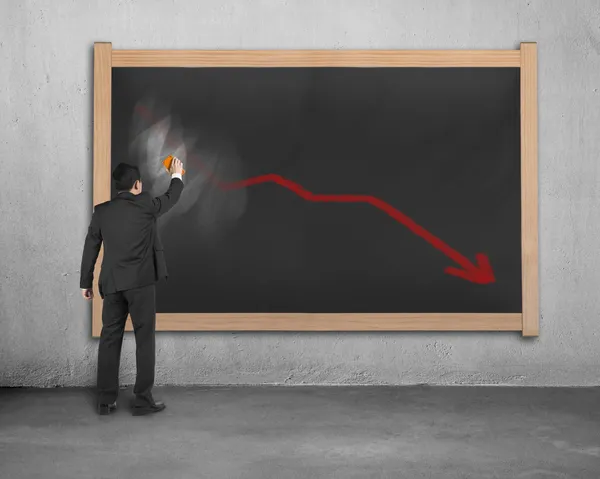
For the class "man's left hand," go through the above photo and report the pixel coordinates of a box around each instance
[82,288,94,300]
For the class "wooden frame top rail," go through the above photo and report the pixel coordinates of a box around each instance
[111,49,521,67]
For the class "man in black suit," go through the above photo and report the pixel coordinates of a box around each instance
[80,158,184,416]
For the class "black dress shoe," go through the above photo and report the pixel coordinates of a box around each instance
[131,400,166,416]
[97,401,117,415]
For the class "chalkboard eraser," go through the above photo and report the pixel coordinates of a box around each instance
[163,155,186,175]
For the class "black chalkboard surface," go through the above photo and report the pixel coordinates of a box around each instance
[112,67,521,314]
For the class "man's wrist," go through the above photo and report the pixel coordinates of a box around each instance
[171,173,182,180]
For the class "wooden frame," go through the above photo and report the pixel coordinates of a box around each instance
[92,43,538,337]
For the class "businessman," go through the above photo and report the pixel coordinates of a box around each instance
[80,158,184,416]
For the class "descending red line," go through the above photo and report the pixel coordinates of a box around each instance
[133,104,495,284]
[221,174,472,271]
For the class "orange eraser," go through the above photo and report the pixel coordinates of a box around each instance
[163,155,185,175]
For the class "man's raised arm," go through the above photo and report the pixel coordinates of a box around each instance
[152,157,185,217]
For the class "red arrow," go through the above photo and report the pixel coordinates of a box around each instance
[134,104,496,284]
[220,174,495,285]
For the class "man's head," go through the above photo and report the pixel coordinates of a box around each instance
[112,163,142,195]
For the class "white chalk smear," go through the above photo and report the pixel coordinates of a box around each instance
[129,96,247,240]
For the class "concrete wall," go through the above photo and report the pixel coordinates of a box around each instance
[2,0,599,387]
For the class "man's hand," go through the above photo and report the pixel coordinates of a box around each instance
[81,288,94,301]
[169,157,184,176]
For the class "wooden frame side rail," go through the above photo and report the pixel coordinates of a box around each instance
[91,43,538,337]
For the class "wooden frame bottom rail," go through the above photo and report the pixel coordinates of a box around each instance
[92,313,522,336]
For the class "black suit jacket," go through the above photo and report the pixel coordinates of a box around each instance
[80,178,184,298]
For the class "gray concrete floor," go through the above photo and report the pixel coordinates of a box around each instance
[0,386,599,478]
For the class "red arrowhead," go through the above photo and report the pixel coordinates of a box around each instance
[444,253,495,284]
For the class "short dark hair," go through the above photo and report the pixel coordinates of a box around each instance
[112,163,141,191]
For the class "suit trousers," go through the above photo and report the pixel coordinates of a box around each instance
[97,284,156,405]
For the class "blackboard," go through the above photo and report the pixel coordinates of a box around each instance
[112,67,520,313]
[93,45,538,334]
